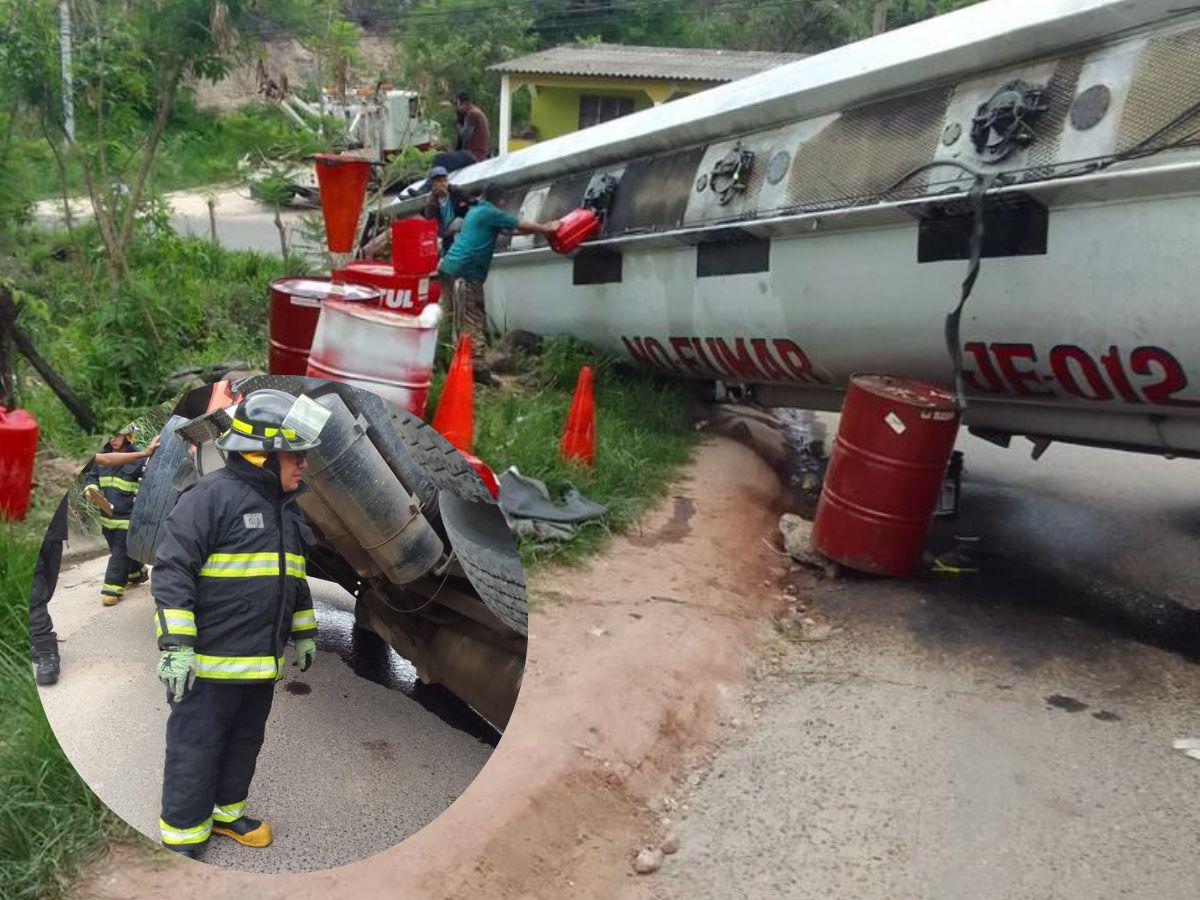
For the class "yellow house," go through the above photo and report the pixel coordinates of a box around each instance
[489,43,804,155]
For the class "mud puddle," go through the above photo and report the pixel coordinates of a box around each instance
[312,602,500,746]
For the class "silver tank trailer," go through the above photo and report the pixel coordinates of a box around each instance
[406,0,1200,457]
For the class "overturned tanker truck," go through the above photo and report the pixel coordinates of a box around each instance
[125,376,525,731]
[399,0,1200,458]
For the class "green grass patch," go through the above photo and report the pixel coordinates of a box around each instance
[0,525,132,900]
[2,224,307,458]
[21,99,328,201]
[459,336,703,568]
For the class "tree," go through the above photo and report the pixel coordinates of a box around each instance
[399,0,537,145]
[0,0,263,294]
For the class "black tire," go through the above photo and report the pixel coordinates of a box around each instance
[439,491,527,636]
[390,410,497,505]
[127,414,190,567]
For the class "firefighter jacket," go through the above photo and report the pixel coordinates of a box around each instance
[151,453,317,683]
[85,440,146,528]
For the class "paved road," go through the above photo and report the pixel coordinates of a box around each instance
[654,431,1200,899]
[33,188,307,256]
[36,556,494,875]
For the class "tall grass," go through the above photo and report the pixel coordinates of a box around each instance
[3,225,305,457]
[0,527,126,900]
[468,337,702,567]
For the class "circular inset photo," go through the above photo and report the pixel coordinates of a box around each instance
[28,377,526,873]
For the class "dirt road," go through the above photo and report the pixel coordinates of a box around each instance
[73,435,786,896]
[40,558,494,874]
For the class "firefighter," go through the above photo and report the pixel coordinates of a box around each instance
[152,389,320,858]
[28,494,69,685]
[85,423,158,606]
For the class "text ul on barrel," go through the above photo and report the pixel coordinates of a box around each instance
[812,375,961,576]
[268,277,381,377]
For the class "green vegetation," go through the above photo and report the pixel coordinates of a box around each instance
[0,525,135,900]
[466,337,701,568]
[1,225,303,458]
[15,99,328,202]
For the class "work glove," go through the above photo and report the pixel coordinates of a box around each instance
[157,646,197,702]
[295,638,316,672]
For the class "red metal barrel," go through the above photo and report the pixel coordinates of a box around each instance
[391,217,439,275]
[268,277,380,376]
[812,375,961,576]
[332,262,440,314]
[0,406,38,522]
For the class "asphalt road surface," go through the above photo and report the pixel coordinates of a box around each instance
[33,188,306,256]
[654,431,1200,900]
[36,558,494,875]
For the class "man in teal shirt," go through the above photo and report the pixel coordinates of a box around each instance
[438,183,559,385]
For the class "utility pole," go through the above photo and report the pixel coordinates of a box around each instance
[59,0,75,141]
[872,0,889,35]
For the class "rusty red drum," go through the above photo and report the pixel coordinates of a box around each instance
[812,375,961,576]
[306,300,443,416]
[268,277,380,376]
[333,262,440,315]
[0,406,38,522]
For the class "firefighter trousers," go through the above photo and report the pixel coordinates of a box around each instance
[101,524,144,602]
[28,537,63,654]
[160,680,275,846]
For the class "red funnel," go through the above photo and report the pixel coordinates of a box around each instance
[313,153,371,254]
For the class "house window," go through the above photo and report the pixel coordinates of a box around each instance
[578,95,636,129]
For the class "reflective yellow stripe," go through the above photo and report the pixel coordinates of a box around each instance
[102,583,126,595]
[98,516,129,530]
[230,418,296,440]
[159,817,212,845]
[212,799,246,824]
[200,552,306,578]
[291,609,317,631]
[195,654,284,680]
[98,476,139,492]
[154,609,197,638]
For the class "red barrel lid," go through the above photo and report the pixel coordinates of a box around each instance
[271,277,380,304]
[849,374,956,410]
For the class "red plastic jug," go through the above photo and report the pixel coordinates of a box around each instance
[0,406,38,522]
[549,208,600,254]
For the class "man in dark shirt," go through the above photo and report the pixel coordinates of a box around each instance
[421,166,471,256]
[454,91,490,162]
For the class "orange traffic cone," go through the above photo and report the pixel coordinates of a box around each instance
[433,334,474,452]
[559,365,596,466]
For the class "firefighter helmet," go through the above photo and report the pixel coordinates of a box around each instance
[215,390,322,453]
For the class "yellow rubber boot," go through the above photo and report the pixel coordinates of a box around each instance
[212,817,272,848]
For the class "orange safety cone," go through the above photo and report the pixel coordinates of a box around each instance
[313,153,371,254]
[559,365,596,466]
[432,334,474,452]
